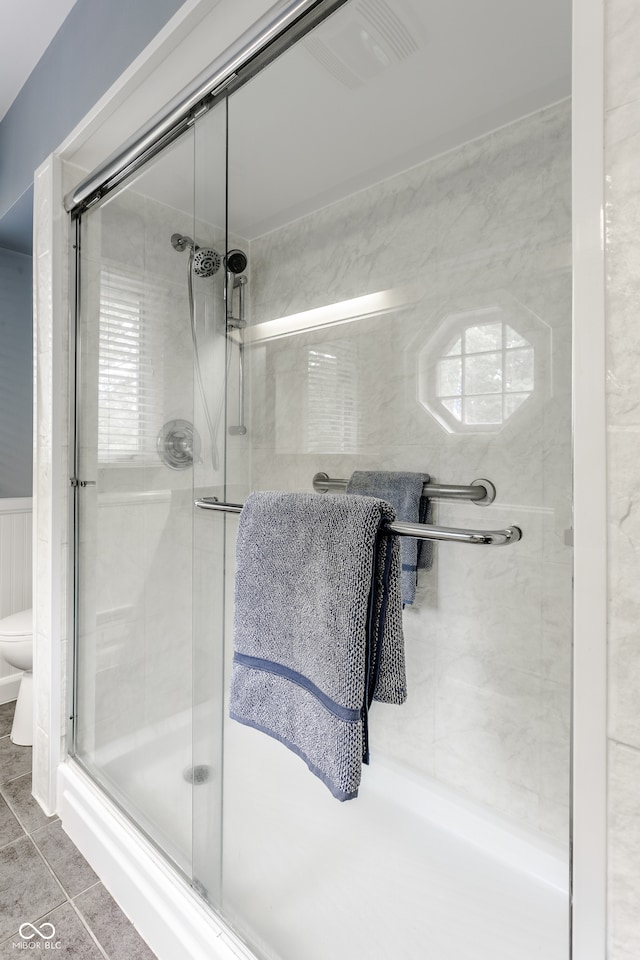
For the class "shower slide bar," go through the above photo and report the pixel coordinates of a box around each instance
[194,498,522,546]
[312,472,497,504]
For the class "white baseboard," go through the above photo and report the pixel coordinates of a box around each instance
[57,761,255,960]
[0,673,22,704]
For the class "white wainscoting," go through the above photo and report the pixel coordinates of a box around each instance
[0,497,32,703]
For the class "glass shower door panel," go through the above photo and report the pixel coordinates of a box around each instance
[74,130,198,875]
[191,100,229,909]
[219,3,572,959]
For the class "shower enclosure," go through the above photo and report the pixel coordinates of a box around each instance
[69,1,573,957]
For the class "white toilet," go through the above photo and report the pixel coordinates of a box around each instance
[0,609,33,746]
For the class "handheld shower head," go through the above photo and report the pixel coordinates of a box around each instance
[224,249,248,274]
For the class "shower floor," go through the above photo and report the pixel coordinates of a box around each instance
[222,722,569,960]
[92,709,196,876]
[92,706,569,960]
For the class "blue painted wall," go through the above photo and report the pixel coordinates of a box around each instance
[0,0,186,227]
[0,0,186,496]
[0,249,33,497]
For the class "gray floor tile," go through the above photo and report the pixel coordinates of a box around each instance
[0,836,65,942]
[0,773,58,834]
[74,883,157,960]
[0,702,15,739]
[0,794,24,848]
[31,820,98,899]
[0,738,31,785]
[0,901,105,957]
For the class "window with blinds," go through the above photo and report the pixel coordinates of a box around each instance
[306,341,359,453]
[98,268,162,463]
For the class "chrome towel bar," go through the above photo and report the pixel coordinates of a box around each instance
[194,498,522,546]
[312,472,496,504]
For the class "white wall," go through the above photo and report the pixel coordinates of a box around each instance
[0,498,32,696]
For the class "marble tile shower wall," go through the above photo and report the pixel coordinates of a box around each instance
[246,101,572,842]
[605,1,640,955]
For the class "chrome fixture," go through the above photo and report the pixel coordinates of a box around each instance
[157,419,201,470]
[65,1,349,214]
[225,249,248,274]
[194,248,222,278]
[313,473,496,505]
[226,253,248,436]
[171,233,221,277]
[171,233,225,470]
[193,497,522,546]
[170,232,192,252]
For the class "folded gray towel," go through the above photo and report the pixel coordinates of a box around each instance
[346,471,432,605]
[229,491,406,801]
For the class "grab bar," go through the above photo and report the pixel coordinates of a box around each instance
[312,472,496,505]
[194,498,522,546]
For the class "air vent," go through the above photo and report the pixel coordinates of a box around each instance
[357,0,419,61]
[304,35,363,90]
[303,0,424,90]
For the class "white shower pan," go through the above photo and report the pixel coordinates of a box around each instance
[61,702,568,960]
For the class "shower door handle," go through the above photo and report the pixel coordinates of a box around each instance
[195,497,244,514]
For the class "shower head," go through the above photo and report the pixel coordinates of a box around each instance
[224,249,248,274]
[193,248,221,278]
[171,234,221,277]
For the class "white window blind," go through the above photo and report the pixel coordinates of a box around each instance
[98,268,162,463]
[306,341,359,453]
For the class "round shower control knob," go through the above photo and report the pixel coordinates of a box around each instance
[157,419,201,470]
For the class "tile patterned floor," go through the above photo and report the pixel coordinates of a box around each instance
[0,701,158,959]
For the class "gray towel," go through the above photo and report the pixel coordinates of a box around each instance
[346,471,432,605]
[229,491,406,801]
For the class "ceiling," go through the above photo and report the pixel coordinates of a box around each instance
[0,0,78,122]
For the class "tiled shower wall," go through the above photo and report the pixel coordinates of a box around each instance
[245,100,572,843]
[605,0,640,955]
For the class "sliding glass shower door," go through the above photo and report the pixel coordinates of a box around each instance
[72,1,572,957]
[73,122,228,882]
[191,2,572,958]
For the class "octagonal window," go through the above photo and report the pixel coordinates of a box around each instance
[436,321,533,427]
[417,299,547,434]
